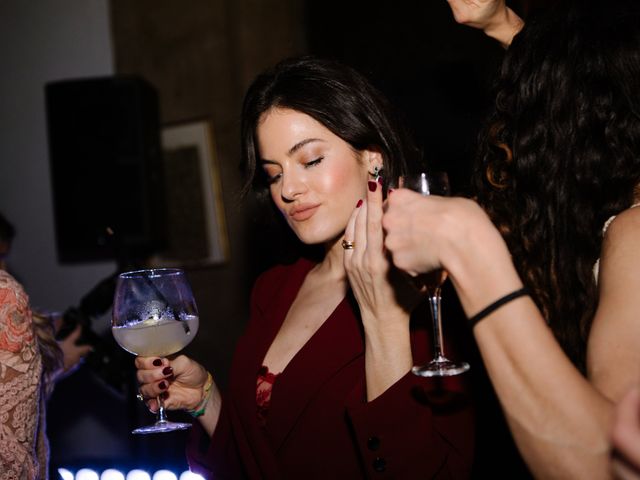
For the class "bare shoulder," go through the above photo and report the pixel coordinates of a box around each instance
[602,206,640,266]
[587,206,640,401]
[605,204,640,237]
[599,204,640,298]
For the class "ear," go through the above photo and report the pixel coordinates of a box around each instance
[363,147,384,174]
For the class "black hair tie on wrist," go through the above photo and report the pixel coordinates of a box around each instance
[468,287,530,328]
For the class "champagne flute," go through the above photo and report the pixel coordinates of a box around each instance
[399,172,470,377]
[112,268,199,434]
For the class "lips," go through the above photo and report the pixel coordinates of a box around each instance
[289,204,320,221]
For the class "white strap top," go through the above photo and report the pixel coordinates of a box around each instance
[593,202,640,282]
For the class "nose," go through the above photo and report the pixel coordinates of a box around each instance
[280,169,307,202]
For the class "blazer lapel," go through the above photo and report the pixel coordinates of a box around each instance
[264,294,364,452]
[226,259,315,477]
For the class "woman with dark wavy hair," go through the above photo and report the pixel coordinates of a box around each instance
[135,56,474,479]
[384,0,640,477]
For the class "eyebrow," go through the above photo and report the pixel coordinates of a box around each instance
[260,137,325,165]
[287,137,324,156]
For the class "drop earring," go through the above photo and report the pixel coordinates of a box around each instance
[369,165,383,181]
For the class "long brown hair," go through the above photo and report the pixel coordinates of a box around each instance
[473,0,640,372]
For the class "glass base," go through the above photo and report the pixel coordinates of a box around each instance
[412,358,470,378]
[132,420,192,435]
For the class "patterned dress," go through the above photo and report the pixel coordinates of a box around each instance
[0,270,48,480]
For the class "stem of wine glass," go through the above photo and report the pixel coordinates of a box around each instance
[427,287,447,362]
[156,396,168,423]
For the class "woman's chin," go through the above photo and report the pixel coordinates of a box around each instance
[292,228,342,247]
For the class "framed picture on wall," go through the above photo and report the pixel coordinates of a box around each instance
[149,119,229,268]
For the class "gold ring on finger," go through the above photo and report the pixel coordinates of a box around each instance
[341,239,355,250]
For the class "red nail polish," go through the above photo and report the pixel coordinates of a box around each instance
[368,181,377,192]
[159,381,167,390]
[161,392,169,400]
[377,176,383,185]
[388,188,394,195]
[153,359,162,367]
[162,366,173,376]
[356,199,363,208]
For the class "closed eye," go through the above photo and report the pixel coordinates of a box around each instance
[265,171,282,184]
[305,157,323,168]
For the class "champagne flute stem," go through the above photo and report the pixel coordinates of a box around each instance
[427,288,447,362]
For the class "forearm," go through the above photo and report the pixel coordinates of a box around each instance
[448,243,613,477]
[362,313,413,401]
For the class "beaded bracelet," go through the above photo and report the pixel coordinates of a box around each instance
[468,287,530,328]
[188,372,214,418]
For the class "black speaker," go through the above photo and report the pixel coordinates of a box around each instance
[45,75,166,263]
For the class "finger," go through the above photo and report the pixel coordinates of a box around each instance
[382,190,411,252]
[135,356,168,369]
[146,396,163,414]
[77,345,93,356]
[352,197,368,262]
[68,324,83,342]
[366,178,384,255]
[138,376,171,400]
[343,199,362,259]
[612,387,640,468]
[136,363,170,387]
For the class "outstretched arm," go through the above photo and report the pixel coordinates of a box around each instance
[383,192,629,478]
[446,0,524,47]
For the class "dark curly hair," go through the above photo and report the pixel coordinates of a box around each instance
[473,0,640,372]
[240,55,420,199]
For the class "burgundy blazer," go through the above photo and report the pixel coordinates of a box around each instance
[187,258,475,479]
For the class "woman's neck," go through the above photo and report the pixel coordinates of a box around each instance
[313,236,348,282]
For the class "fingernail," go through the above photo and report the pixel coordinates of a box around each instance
[153,359,162,367]
[388,188,394,195]
[377,176,383,185]
[368,181,377,192]
[161,392,169,400]
[159,381,167,390]
[162,366,173,376]
[356,199,363,208]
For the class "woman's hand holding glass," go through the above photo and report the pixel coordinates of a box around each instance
[112,268,203,434]
[135,354,211,414]
[384,173,469,377]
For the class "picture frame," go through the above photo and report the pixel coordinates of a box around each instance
[149,119,229,268]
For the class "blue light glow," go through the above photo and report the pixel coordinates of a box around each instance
[179,472,204,480]
[57,468,195,480]
[76,469,100,480]
[101,469,126,480]
[152,470,177,480]
[58,469,74,480]
[126,470,151,480]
